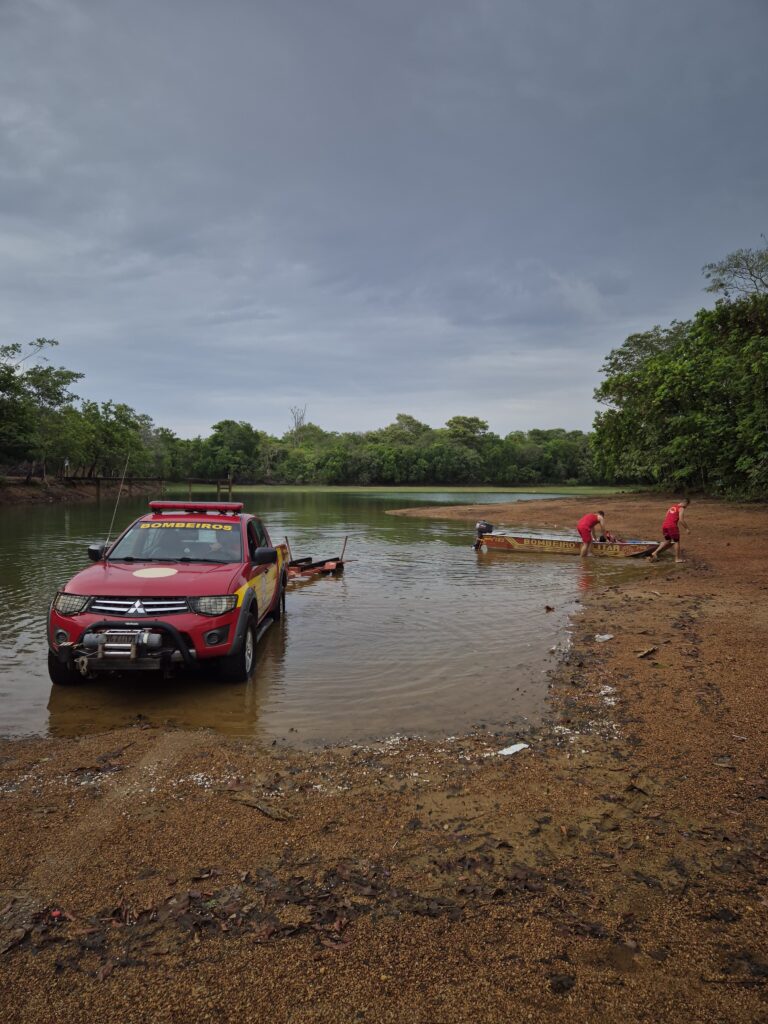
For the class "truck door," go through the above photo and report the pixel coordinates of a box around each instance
[247,520,277,617]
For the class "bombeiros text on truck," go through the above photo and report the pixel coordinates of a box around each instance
[47,501,288,684]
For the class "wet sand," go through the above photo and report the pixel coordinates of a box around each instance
[1,494,766,1023]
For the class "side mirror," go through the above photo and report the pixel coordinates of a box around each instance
[252,547,278,566]
[88,543,107,562]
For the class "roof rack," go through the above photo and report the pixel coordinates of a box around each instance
[148,501,244,515]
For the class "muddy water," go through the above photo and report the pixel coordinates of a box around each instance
[0,489,636,746]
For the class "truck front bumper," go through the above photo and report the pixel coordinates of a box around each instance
[51,619,198,674]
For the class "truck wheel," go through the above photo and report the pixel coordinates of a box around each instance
[47,650,83,686]
[218,618,257,682]
[272,574,287,622]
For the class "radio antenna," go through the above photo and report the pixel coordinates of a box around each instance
[104,454,130,549]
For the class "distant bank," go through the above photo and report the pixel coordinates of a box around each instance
[0,477,158,506]
[0,478,628,507]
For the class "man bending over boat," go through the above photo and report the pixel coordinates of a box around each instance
[576,510,605,557]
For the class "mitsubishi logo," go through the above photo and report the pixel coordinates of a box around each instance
[127,600,147,615]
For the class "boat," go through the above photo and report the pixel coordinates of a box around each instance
[476,533,656,558]
[472,522,656,559]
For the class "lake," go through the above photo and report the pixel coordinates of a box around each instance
[0,488,630,746]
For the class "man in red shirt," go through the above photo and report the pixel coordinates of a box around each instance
[576,510,605,557]
[650,498,691,563]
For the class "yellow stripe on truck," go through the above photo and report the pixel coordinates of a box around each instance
[233,577,263,608]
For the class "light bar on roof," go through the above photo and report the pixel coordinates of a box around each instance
[148,501,244,515]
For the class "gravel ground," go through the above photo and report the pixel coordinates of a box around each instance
[0,494,766,1023]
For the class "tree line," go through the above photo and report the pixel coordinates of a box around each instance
[2,244,766,495]
[0,346,597,486]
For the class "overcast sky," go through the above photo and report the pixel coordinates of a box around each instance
[1,0,766,439]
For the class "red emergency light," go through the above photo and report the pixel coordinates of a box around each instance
[148,501,244,515]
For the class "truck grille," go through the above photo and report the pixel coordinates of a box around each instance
[89,596,189,616]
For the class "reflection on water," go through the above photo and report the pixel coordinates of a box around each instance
[45,618,288,736]
[0,489,644,746]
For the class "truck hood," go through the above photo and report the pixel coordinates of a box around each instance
[61,561,242,597]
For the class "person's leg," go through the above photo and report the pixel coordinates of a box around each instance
[578,528,591,557]
[650,539,671,561]
[674,539,684,562]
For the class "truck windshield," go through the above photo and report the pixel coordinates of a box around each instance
[108,521,243,563]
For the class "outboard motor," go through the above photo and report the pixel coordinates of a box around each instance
[473,520,494,550]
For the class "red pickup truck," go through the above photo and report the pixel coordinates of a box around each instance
[47,501,287,685]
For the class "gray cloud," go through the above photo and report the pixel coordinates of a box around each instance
[1,0,766,438]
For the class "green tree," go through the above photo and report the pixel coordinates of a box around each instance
[73,401,153,477]
[374,414,433,447]
[425,439,483,483]
[594,295,768,496]
[0,339,82,477]
[203,420,263,480]
[0,344,35,461]
[444,416,491,452]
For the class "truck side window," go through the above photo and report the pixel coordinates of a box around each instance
[254,519,268,547]
[247,523,259,561]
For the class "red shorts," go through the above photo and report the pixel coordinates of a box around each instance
[663,527,680,542]
[578,527,594,544]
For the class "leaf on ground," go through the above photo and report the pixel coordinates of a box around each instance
[0,928,27,955]
[320,936,351,950]
[713,755,735,768]
[229,793,293,820]
[97,959,114,981]
[636,646,658,659]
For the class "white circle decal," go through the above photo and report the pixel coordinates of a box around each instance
[132,567,179,578]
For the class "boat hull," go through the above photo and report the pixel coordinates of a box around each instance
[480,534,656,558]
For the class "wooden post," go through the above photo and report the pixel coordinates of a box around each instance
[216,480,221,500]
[227,474,233,501]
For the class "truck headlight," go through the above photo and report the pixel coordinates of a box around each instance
[53,592,91,615]
[188,595,238,616]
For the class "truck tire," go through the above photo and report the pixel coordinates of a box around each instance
[272,573,287,622]
[47,650,83,686]
[218,617,257,682]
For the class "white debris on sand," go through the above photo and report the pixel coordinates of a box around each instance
[495,742,530,756]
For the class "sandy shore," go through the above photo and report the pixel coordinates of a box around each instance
[1,494,766,1023]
